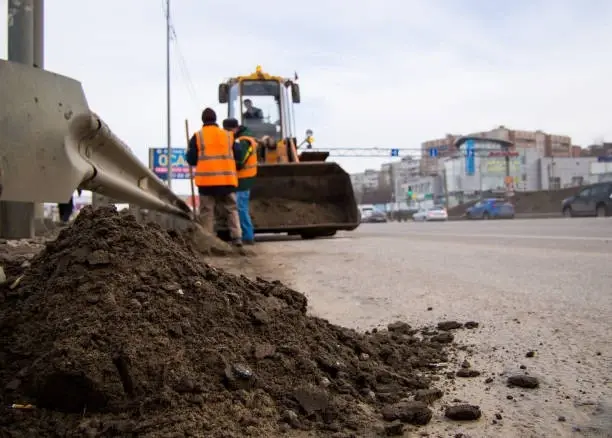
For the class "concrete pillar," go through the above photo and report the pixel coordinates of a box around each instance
[0,0,35,239]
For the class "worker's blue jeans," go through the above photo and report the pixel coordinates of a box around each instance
[236,189,254,242]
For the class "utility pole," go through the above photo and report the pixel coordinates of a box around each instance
[165,0,173,189]
[1,0,35,239]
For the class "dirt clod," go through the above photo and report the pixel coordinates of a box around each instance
[507,375,540,389]
[382,400,433,425]
[437,321,462,331]
[445,404,482,421]
[456,369,481,378]
[0,206,456,437]
[414,388,443,405]
[384,420,405,436]
[431,332,454,343]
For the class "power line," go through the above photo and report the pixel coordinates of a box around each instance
[160,1,200,110]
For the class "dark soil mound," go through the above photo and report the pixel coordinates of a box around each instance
[251,199,348,228]
[0,206,453,437]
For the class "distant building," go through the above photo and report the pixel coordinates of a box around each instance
[579,142,612,157]
[349,169,380,193]
[421,126,574,176]
[420,134,459,176]
[446,136,597,196]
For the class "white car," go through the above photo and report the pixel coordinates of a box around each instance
[412,206,448,222]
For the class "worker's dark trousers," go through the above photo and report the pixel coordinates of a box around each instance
[57,196,74,223]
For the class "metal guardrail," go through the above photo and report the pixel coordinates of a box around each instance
[70,113,190,218]
[0,59,190,219]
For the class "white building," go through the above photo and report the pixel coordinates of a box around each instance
[538,157,598,190]
[445,138,597,196]
[350,169,380,193]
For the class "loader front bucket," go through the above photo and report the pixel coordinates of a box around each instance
[215,162,360,239]
[298,151,329,162]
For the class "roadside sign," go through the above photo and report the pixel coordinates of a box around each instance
[429,148,438,158]
[390,148,399,157]
[148,147,190,180]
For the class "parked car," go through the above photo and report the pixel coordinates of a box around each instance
[465,198,515,219]
[561,182,612,217]
[360,207,388,223]
[412,206,448,222]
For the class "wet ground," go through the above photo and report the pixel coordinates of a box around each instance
[215,218,612,437]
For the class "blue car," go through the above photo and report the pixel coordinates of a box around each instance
[465,198,515,220]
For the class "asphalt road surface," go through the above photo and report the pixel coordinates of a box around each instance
[217,218,612,437]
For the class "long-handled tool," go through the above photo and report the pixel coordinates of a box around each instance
[184,119,198,221]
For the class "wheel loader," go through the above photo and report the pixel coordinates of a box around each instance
[215,66,359,239]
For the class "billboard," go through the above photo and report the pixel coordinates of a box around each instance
[148,147,190,180]
[465,139,475,175]
[485,158,520,174]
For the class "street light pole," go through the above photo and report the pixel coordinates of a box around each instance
[165,0,172,189]
[1,0,35,239]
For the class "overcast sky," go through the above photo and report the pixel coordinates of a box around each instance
[1,0,611,196]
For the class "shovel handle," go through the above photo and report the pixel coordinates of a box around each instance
[184,119,198,220]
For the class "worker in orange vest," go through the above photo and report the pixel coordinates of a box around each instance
[186,108,242,247]
[222,118,258,245]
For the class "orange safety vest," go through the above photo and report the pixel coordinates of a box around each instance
[194,126,237,187]
[236,136,258,179]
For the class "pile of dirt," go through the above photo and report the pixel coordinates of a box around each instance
[0,206,460,437]
[251,199,348,228]
[447,187,577,216]
[0,238,46,286]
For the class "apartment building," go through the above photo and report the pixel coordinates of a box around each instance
[470,126,573,157]
[349,169,380,193]
[420,134,460,175]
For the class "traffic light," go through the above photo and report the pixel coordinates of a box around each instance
[407,186,413,200]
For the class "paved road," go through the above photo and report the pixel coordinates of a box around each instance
[218,217,612,437]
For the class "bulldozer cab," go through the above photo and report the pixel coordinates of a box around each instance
[218,66,300,164]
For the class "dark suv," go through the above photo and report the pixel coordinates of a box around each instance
[561,182,612,217]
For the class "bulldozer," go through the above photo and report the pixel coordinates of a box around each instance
[215,66,359,239]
